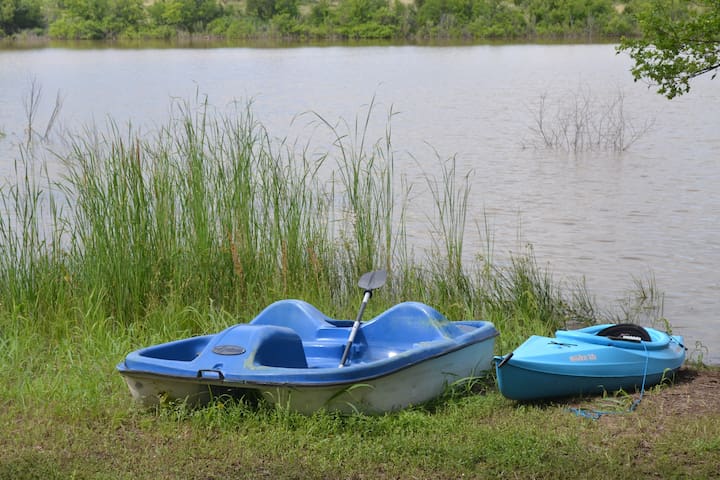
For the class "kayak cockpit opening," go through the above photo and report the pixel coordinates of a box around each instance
[596,323,651,342]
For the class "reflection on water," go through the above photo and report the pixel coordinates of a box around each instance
[1,43,719,363]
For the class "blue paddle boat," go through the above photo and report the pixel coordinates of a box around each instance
[495,323,685,401]
[118,271,499,414]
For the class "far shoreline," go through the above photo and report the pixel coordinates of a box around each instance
[0,34,627,50]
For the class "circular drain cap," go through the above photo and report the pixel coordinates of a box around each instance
[212,345,246,355]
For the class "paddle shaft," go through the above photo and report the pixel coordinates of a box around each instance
[338,290,371,368]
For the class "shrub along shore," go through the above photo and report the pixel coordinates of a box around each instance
[1,99,717,479]
[0,0,694,42]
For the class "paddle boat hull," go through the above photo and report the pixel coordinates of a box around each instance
[495,324,685,401]
[118,300,498,414]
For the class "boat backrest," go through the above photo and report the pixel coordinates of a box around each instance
[251,300,331,341]
[361,301,462,346]
[211,324,308,368]
[252,326,308,368]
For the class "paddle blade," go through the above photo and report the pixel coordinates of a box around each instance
[358,270,387,291]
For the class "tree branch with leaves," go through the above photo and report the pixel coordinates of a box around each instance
[618,0,720,99]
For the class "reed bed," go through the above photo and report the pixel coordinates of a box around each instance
[0,98,602,329]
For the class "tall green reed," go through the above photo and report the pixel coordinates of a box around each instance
[57,99,341,322]
[0,94,648,347]
[0,153,69,323]
[1,96,412,326]
[423,153,473,311]
[310,96,405,295]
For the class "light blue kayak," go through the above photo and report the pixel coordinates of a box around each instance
[495,323,686,401]
[118,299,498,414]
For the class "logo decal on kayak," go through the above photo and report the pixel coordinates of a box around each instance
[569,353,597,362]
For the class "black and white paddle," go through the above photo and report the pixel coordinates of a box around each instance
[338,269,387,368]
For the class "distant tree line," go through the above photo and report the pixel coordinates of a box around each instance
[0,0,695,41]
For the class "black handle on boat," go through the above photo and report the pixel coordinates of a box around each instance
[338,270,387,368]
[496,352,513,369]
[197,369,224,380]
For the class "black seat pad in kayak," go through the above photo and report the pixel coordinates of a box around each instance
[597,323,651,342]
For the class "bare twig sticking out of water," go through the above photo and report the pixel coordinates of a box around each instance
[526,86,654,153]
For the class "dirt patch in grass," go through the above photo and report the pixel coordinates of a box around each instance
[567,367,720,477]
[566,366,720,419]
[600,367,720,476]
[560,366,720,439]
[634,367,720,417]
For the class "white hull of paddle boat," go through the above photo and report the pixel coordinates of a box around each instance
[121,371,216,407]
[118,297,499,414]
[120,334,495,414]
[259,337,495,414]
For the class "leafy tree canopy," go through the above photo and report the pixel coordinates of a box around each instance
[619,0,720,99]
[1,0,44,34]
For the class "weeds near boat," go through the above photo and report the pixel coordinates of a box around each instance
[525,85,654,153]
[439,373,496,402]
[423,153,472,300]
[607,274,673,333]
[688,341,710,366]
[306,95,404,284]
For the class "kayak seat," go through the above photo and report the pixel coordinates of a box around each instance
[596,323,651,342]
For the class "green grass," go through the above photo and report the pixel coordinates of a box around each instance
[2,369,718,479]
[1,97,716,479]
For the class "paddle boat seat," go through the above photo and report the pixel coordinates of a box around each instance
[238,299,472,368]
[250,300,350,367]
[206,324,308,369]
[361,301,464,345]
[250,300,333,341]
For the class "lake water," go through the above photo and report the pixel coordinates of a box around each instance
[1,43,719,363]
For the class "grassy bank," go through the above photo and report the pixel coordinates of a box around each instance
[1,99,717,479]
